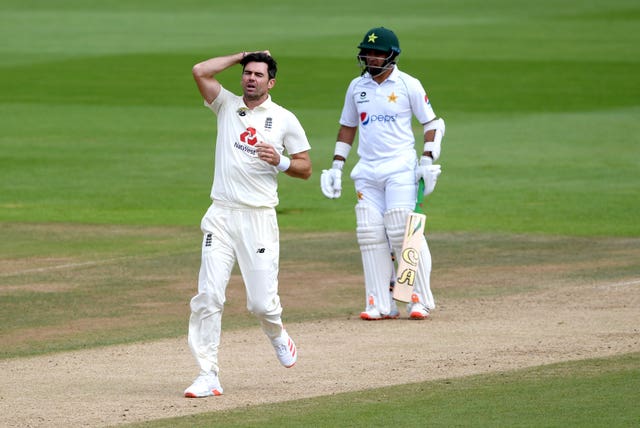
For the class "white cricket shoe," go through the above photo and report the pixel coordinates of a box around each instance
[360,306,400,320]
[184,372,223,398]
[409,304,430,320]
[360,306,382,320]
[408,293,430,320]
[272,330,297,368]
[360,294,400,320]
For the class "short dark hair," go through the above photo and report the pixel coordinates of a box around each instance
[240,52,277,79]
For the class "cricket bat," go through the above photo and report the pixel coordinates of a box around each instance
[392,179,426,303]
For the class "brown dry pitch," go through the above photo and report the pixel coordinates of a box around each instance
[0,228,639,427]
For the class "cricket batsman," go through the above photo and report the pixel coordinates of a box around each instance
[320,27,445,320]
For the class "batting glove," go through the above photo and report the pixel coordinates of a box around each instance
[321,160,344,199]
[416,156,442,196]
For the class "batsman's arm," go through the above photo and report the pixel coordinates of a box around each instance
[421,118,445,161]
[423,129,436,160]
[333,126,356,161]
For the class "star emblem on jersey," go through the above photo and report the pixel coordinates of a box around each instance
[388,92,398,103]
[368,32,378,43]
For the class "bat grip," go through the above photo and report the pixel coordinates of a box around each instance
[415,178,425,213]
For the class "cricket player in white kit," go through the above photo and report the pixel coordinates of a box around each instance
[185,51,312,398]
[321,27,445,321]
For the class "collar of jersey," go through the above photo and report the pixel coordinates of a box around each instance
[364,65,399,84]
[242,94,273,110]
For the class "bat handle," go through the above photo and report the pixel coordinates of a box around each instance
[415,178,425,213]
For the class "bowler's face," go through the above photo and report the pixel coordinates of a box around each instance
[241,62,274,101]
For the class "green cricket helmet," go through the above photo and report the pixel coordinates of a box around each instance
[357,27,401,55]
[357,27,400,77]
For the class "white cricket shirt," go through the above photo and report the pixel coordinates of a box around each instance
[205,87,311,208]
[339,66,436,161]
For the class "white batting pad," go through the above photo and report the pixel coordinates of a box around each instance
[356,203,394,314]
[414,236,435,309]
[384,208,411,254]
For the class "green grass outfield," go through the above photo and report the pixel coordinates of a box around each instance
[1,0,639,426]
[1,0,638,235]
[131,353,640,428]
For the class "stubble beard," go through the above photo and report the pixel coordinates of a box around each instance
[244,92,264,101]
[242,85,268,103]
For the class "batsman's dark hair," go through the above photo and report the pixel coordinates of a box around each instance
[241,52,277,79]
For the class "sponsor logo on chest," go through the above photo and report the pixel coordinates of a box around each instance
[233,114,275,156]
[360,112,398,126]
[357,89,402,125]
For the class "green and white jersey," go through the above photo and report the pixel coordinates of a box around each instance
[339,66,436,162]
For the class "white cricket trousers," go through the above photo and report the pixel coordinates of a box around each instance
[188,202,284,375]
[351,151,435,312]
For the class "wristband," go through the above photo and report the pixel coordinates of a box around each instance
[276,155,291,172]
[423,141,441,161]
[334,141,351,159]
[419,155,433,166]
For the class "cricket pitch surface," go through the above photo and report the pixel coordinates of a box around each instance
[2,278,638,426]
